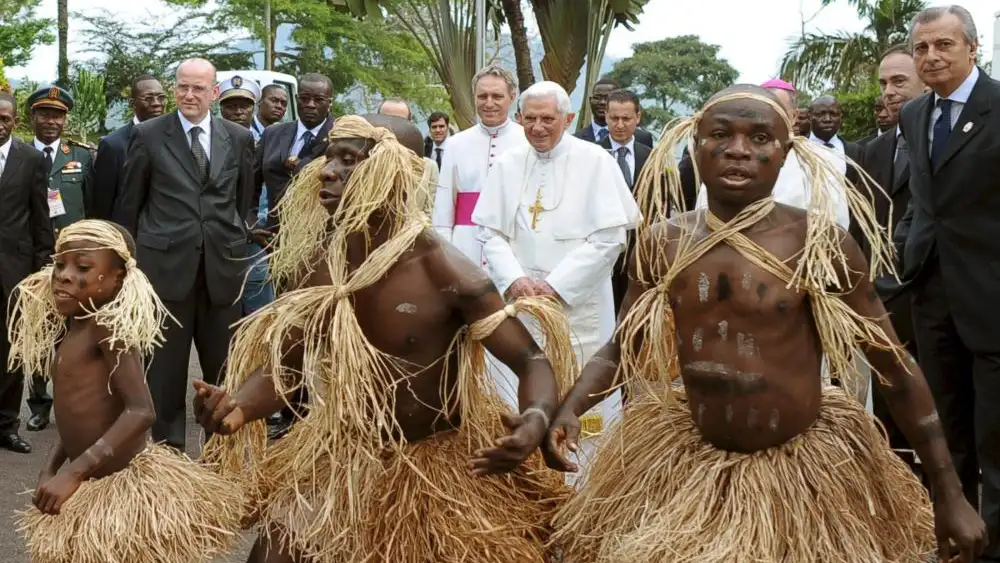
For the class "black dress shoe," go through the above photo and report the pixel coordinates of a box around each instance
[0,433,31,454]
[26,414,49,431]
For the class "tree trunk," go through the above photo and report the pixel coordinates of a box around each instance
[57,0,68,87]
[500,0,534,91]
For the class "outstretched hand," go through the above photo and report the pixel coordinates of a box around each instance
[935,494,987,562]
[192,380,245,435]
[468,411,547,476]
[544,408,580,473]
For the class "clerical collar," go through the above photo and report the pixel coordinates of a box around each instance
[533,133,571,160]
[479,119,510,136]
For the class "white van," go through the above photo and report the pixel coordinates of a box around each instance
[216,70,298,122]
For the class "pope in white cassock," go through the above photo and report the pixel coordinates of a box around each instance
[432,64,527,266]
[472,81,640,485]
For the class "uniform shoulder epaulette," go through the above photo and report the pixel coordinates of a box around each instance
[66,139,96,151]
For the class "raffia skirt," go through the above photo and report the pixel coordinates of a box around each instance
[550,389,935,562]
[256,422,571,563]
[19,443,244,563]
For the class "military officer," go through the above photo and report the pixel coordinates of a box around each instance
[218,74,261,129]
[25,85,95,432]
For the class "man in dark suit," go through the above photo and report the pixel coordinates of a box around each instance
[0,92,54,453]
[424,111,450,168]
[115,58,255,450]
[854,44,925,469]
[253,73,333,236]
[599,89,651,314]
[251,73,333,439]
[895,7,1000,559]
[574,77,654,147]
[808,95,863,186]
[92,75,165,221]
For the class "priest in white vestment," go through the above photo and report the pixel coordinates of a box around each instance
[473,81,640,486]
[432,64,527,266]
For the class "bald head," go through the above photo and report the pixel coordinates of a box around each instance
[378,99,411,121]
[362,113,424,156]
[174,58,218,122]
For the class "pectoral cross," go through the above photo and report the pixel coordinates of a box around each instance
[528,189,544,230]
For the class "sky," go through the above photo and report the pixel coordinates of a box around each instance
[9,0,999,84]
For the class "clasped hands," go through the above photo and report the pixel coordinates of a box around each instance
[505,276,558,300]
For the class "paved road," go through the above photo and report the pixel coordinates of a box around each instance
[0,352,255,563]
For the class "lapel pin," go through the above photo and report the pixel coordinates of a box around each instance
[962,122,973,133]
[61,144,70,155]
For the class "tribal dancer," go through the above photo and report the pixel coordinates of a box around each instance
[8,220,243,563]
[545,84,986,562]
[195,115,572,563]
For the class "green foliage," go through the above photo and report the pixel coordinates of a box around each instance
[834,83,881,142]
[0,61,10,93]
[164,0,446,118]
[74,9,251,128]
[609,35,738,131]
[12,79,39,141]
[65,67,107,142]
[0,0,55,69]
[781,0,926,92]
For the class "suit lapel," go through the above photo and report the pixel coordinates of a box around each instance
[635,144,649,182]
[933,72,992,174]
[209,116,231,181]
[912,94,933,169]
[164,114,202,184]
[0,140,23,187]
[277,121,296,164]
[49,141,71,180]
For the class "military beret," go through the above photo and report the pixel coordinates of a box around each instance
[28,85,74,112]
[218,75,261,103]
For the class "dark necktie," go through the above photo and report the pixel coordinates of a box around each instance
[435,147,442,169]
[43,147,54,168]
[597,128,608,143]
[297,131,315,160]
[189,126,209,183]
[931,98,953,168]
[893,135,909,187]
[615,146,632,188]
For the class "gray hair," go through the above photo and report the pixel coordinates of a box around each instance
[471,64,517,96]
[520,81,572,116]
[909,5,978,47]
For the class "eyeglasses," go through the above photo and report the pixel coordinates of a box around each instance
[175,84,210,95]
[298,95,331,105]
[136,94,167,104]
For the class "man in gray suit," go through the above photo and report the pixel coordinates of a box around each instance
[115,58,255,449]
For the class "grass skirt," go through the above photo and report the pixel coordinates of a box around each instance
[550,389,934,562]
[258,420,570,563]
[19,444,243,563]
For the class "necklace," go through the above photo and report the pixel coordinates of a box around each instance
[519,147,570,231]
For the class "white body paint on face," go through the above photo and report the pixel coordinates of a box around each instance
[697,403,707,425]
[698,273,710,303]
[741,272,752,291]
[768,409,780,431]
[724,404,733,423]
[718,320,728,341]
[395,303,418,314]
[736,333,757,357]
[692,328,704,352]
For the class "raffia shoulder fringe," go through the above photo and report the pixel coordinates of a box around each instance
[6,219,175,379]
[19,444,243,563]
[621,92,909,399]
[550,389,934,563]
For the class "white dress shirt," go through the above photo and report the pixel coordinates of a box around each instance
[608,136,636,181]
[809,133,847,175]
[290,119,326,158]
[177,111,212,157]
[0,135,11,177]
[590,121,608,141]
[34,138,61,162]
[928,66,979,145]
[251,115,266,142]
[132,115,141,126]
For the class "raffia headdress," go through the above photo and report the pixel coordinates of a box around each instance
[6,220,175,378]
[620,88,907,400]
